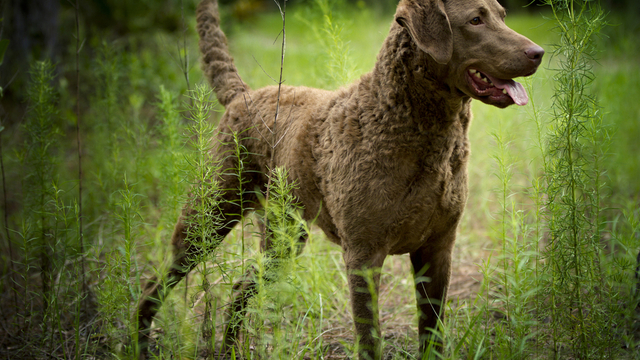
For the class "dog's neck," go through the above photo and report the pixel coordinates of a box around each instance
[359,23,471,133]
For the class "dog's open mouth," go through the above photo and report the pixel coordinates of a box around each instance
[466,68,528,106]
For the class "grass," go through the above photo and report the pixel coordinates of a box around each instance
[1,0,639,359]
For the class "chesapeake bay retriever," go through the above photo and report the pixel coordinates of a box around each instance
[136,0,543,358]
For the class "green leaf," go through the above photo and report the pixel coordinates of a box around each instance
[0,39,8,66]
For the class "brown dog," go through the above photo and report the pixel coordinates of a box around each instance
[136,0,543,358]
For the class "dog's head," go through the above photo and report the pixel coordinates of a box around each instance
[395,0,543,108]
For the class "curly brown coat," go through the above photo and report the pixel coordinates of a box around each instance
[136,0,543,358]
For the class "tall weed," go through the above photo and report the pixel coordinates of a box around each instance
[183,84,224,357]
[19,60,61,338]
[299,0,357,88]
[539,0,615,357]
[246,166,306,358]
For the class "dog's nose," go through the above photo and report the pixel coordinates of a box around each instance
[525,45,545,65]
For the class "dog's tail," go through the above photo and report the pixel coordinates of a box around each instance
[197,0,248,107]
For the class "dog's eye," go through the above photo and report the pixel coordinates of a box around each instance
[470,17,482,25]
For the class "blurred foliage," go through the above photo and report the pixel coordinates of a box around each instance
[74,0,196,35]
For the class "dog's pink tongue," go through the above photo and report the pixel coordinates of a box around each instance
[485,74,529,106]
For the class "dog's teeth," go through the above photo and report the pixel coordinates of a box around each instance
[469,69,477,74]
[475,72,482,79]
[502,89,507,94]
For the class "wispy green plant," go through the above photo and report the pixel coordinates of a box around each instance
[248,166,306,358]
[219,127,256,270]
[525,77,547,351]
[215,127,257,355]
[97,248,135,353]
[307,0,357,88]
[540,0,614,357]
[95,175,144,357]
[262,167,305,273]
[474,253,495,359]
[44,183,85,358]
[182,83,224,357]
[176,0,193,96]
[20,60,61,334]
[489,124,540,358]
[154,84,192,337]
[156,85,187,221]
[15,219,38,330]
[86,42,124,225]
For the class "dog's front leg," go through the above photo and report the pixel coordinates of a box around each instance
[410,233,455,357]
[344,249,387,360]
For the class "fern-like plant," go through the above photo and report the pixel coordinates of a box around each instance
[20,60,61,337]
[540,0,615,357]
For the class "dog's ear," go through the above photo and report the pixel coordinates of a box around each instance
[395,0,452,64]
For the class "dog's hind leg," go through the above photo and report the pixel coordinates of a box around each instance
[136,178,258,357]
[221,220,308,354]
[135,217,197,355]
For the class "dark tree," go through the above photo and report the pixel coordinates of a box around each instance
[1,0,60,125]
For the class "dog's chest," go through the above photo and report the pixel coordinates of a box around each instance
[383,134,469,253]
[315,117,470,254]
